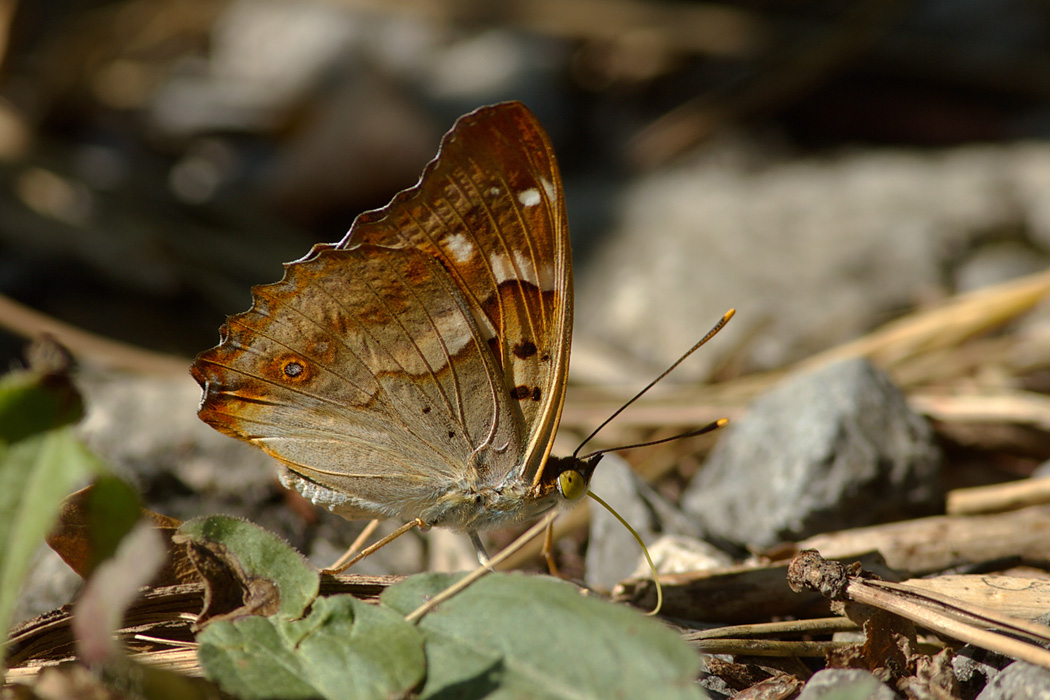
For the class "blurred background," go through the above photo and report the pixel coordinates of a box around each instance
[6,0,1050,591]
[5,0,1050,373]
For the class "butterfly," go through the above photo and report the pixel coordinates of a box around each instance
[191,102,600,562]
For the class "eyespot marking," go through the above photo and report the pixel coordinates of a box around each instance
[279,357,308,381]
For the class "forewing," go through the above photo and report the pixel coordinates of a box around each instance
[335,102,572,486]
[191,244,525,521]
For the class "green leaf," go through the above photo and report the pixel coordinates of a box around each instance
[82,476,142,565]
[0,365,82,444]
[198,594,425,700]
[176,515,319,620]
[0,427,107,656]
[382,572,707,700]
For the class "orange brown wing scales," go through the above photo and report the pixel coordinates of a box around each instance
[196,244,516,528]
[334,102,572,489]
[192,102,589,537]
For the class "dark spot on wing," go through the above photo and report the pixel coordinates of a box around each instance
[422,406,431,414]
[512,385,542,401]
[540,352,550,362]
[448,430,456,439]
[513,340,537,359]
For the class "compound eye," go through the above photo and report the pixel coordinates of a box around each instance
[558,469,586,500]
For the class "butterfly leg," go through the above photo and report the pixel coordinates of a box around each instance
[323,518,424,574]
[324,518,381,573]
[469,532,494,571]
[541,520,562,577]
[406,512,559,623]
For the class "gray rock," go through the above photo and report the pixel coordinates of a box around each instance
[682,358,942,548]
[574,142,1050,380]
[585,454,704,590]
[954,240,1050,293]
[953,646,1015,700]
[622,535,735,581]
[76,370,276,498]
[11,545,81,628]
[697,670,733,700]
[796,669,898,700]
[975,662,1050,700]
[955,611,1050,699]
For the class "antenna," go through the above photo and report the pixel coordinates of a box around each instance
[574,309,735,458]
[581,418,727,460]
[576,309,735,616]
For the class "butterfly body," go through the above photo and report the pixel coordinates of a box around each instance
[276,452,600,535]
[191,102,594,546]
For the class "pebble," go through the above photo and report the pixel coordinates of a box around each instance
[681,357,943,548]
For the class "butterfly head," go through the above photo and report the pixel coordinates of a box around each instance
[538,453,603,505]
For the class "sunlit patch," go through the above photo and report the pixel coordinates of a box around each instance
[541,177,556,208]
[512,250,538,286]
[490,250,545,289]
[444,232,475,263]
[518,188,541,207]
[537,263,555,292]
[433,310,474,354]
[489,252,514,284]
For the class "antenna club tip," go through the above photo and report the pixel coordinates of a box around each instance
[724,308,736,321]
[716,417,729,428]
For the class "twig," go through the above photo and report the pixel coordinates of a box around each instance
[787,550,1050,669]
[946,476,1050,516]
[0,293,188,375]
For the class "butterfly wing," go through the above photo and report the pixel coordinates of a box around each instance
[192,102,572,526]
[336,102,572,489]
[192,243,526,525]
